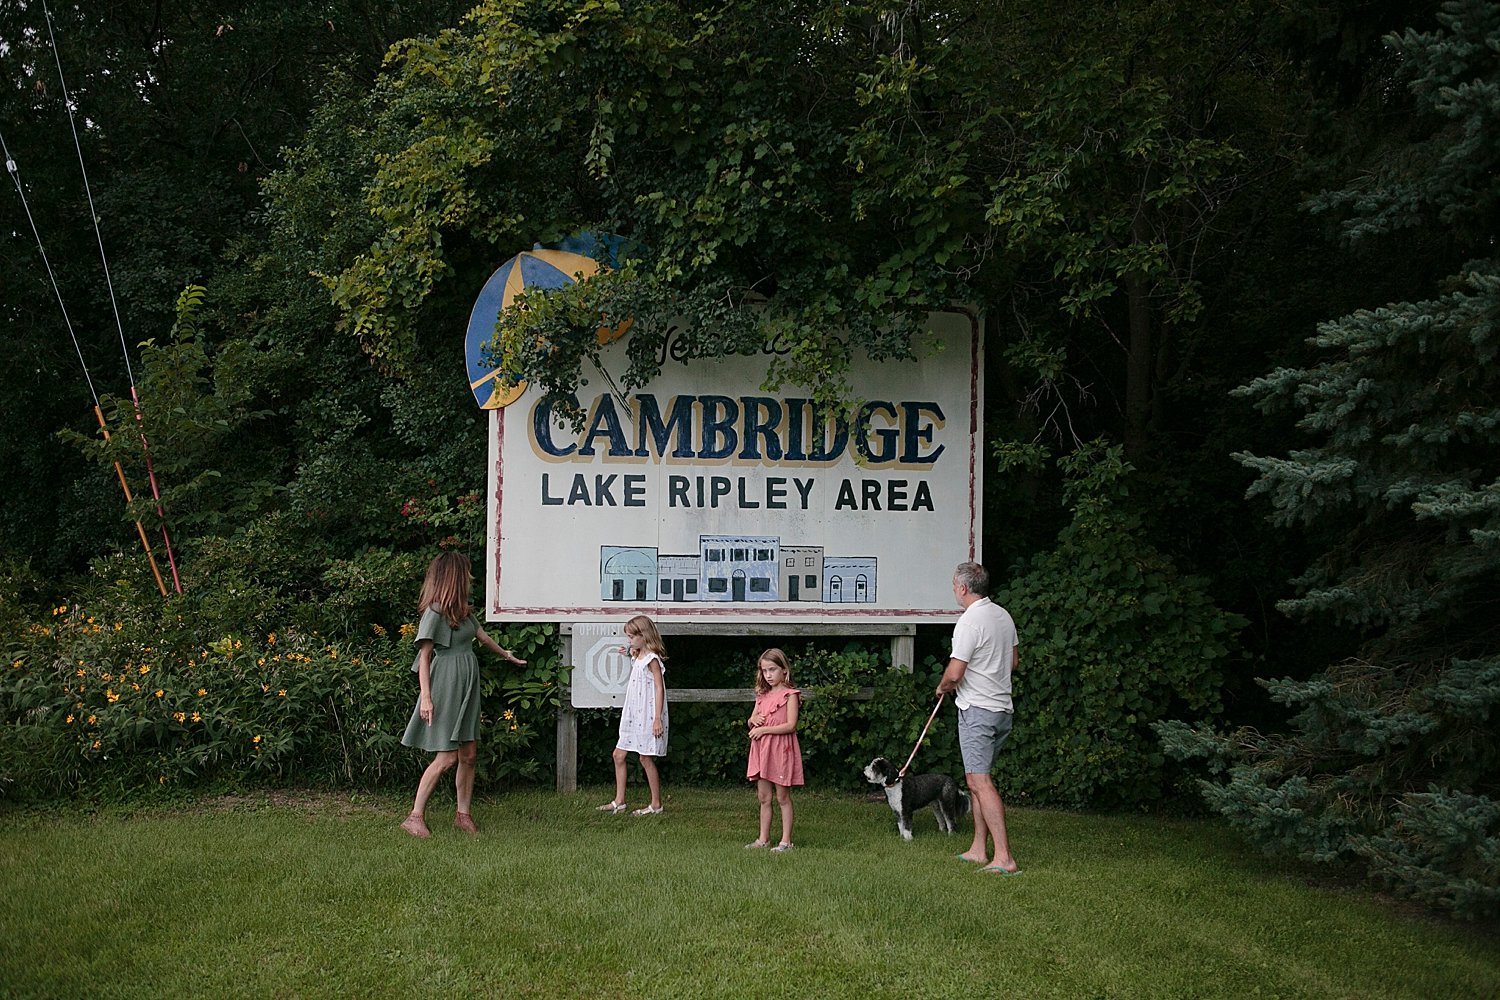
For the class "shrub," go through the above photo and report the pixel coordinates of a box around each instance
[575,641,963,791]
[0,589,562,801]
[994,442,1244,810]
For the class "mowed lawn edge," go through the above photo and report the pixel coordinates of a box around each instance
[1,787,1496,1000]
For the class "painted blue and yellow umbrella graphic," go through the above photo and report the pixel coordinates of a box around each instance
[464,245,630,410]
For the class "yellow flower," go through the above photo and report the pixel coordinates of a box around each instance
[10,659,20,669]
[106,689,119,703]
[131,683,140,692]
[277,690,286,698]
[65,714,74,724]
[173,712,186,723]
[155,690,164,698]
[87,616,95,625]
[262,684,269,693]
[257,658,265,666]
[234,640,242,650]
[371,623,387,637]
[252,734,262,744]
[502,710,515,721]
[91,740,101,749]
[102,672,113,682]
[267,632,277,646]
[197,688,206,697]
[191,711,201,723]
[87,714,96,725]
[139,664,150,675]
[158,775,165,784]
[329,649,338,659]
[114,623,123,631]
[400,623,416,640]
[75,668,85,677]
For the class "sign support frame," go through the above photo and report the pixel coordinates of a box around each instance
[554,621,916,792]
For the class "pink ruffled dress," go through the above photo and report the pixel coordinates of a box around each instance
[746,686,804,787]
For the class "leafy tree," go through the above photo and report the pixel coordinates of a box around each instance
[313,0,1299,444]
[0,1,468,577]
[1159,0,1500,918]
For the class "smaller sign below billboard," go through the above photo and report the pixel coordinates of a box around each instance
[568,622,630,708]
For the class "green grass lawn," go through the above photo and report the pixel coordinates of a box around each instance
[1,786,1496,999]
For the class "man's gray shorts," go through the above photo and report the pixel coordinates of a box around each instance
[958,705,1013,774]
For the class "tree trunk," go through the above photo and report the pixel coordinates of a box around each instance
[1124,211,1155,459]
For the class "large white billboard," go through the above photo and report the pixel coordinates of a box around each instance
[485,308,982,623]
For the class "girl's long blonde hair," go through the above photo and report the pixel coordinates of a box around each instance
[625,615,667,661]
[418,551,473,627]
[754,648,792,694]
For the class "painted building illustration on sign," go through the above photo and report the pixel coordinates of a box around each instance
[700,534,779,601]
[823,555,877,604]
[779,546,824,603]
[486,307,981,623]
[600,546,656,603]
[656,553,700,602]
[599,538,864,603]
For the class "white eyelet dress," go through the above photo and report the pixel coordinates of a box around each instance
[615,651,668,757]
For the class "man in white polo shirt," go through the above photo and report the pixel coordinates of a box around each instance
[936,561,1020,874]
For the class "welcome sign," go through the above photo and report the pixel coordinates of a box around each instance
[485,308,982,622]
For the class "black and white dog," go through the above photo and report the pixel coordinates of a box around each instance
[862,756,970,841]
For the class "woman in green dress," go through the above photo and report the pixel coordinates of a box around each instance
[400,551,525,838]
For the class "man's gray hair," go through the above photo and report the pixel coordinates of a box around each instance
[954,561,990,598]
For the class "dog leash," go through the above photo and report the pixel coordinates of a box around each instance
[897,693,946,779]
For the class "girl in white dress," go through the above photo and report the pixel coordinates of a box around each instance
[597,615,669,816]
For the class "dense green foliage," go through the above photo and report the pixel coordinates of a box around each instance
[577,642,966,790]
[1158,0,1500,919]
[0,566,564,800]
[2,0,1496,919]
[997,443,1243,809]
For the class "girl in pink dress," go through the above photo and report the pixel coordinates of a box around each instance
[744,648,803,852]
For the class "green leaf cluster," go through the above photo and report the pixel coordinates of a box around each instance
[0,584,564,800]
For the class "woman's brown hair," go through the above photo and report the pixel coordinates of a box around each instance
[418,551,473,627]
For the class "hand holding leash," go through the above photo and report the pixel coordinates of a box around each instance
[898,693,946,779]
